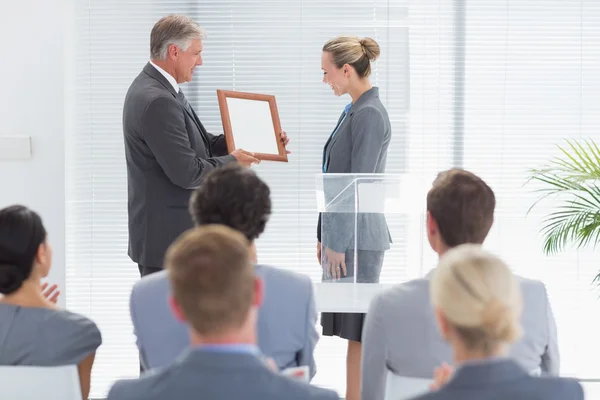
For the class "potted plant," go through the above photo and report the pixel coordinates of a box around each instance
[527,139,600,282]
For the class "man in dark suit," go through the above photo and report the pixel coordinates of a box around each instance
[123,15,288,276]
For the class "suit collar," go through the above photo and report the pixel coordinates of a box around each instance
[149,61,180,92]
[350,86,379,113]
[445,359,529,389]
[177,346,270,371]
[143,62,179,97]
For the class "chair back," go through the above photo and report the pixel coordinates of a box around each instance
[0,365,82,400]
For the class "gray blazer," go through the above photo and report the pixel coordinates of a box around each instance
[130,265,319,378]
[361,273,560,400]
[409,359,582,400]
[107,348,339,400]
[0,304,102,366]
[122,63,235,268]
[317,87,392,252]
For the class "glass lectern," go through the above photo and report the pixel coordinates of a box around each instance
[314,173,430,313]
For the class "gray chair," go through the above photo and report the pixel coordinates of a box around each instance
[0,365,82,400]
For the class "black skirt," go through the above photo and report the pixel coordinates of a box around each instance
[320,249,385,342]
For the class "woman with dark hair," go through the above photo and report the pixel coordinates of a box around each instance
[0,205,101,399]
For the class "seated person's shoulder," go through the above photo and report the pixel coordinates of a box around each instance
[372,277,430,312]
[258,265,313,294]
[516,275,551,308]
[536,376,584,399]
[39,308,102,364]
[516,275,547,293]
[107,366,173,400]
[268,373,339,400]
[132,269,169,298]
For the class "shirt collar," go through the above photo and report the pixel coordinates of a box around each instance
[343,103,353,114]
[196,343,261,356]
[149,60,180,93]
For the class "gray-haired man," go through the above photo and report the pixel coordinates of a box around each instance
[123,15,287,276]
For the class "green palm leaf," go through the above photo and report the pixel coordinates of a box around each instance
[527,139,600,262]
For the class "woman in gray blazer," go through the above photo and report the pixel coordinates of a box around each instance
[0,205,102,399]
[411,244,583,400]
[317,35,391,400]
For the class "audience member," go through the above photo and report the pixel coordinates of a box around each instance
[108,225,338,400]
[0,205,102,399]
[410,244,583,400]
[129,163,319,378]
[361,169,559,400]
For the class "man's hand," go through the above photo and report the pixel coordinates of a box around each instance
[430,363,454,391]
[231,149,260,167]
[323,247,347,280]
[41,282,60,304]
[280,131,291,154]
[317,241,322,264]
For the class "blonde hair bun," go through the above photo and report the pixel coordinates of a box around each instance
[431,244,524,351]
[359,37,381,62]
[482,298,522,342]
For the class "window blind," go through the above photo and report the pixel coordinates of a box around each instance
[68,0,455,397]
[463,0,600,379]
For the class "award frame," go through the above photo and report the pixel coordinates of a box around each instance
[216,89,288,162]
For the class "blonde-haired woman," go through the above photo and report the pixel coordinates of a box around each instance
[410,244,583,400]
[317,35,391,400]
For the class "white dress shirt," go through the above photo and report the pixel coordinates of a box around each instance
[149,61,179,93]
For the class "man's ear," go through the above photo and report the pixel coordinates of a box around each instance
[253,277,264,308]
[434,307,450,340]
[426,211,438,237]
[168,295,186,322]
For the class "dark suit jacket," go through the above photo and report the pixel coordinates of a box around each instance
[410,359,583,400]
[123,63,235,268]
[107,348,340,400]
[317,87,392,253]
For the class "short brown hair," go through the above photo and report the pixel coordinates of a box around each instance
[189,163,271,241]
[426,169,495,247]
[165,225,253,336]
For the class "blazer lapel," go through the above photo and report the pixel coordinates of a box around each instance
[143,63,212,155]
[322,111,348,171]
[181,99,212,156]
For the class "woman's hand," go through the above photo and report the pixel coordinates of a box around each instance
[41,282,60,304]
[323,247,347,280]
[430,362,454,391]
[280,131,291,154]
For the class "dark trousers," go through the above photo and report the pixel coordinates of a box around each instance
[138,264,162,277]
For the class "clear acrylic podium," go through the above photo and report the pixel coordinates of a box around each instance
[314,173,429,313]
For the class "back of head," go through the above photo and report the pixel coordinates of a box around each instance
[166,225,253,336]
[150,14,205,60]
[427,168,495,247]
[0,205,46,295]
[189,163,271,241]
[322,36,381,78]
[431,244,522,353]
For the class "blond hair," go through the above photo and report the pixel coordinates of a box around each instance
[166,225,253,336]
[431,244,523,354]
[150,14,206,60]
[322,36,381,78]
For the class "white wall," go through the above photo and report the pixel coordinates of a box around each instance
[0,0,72,305]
